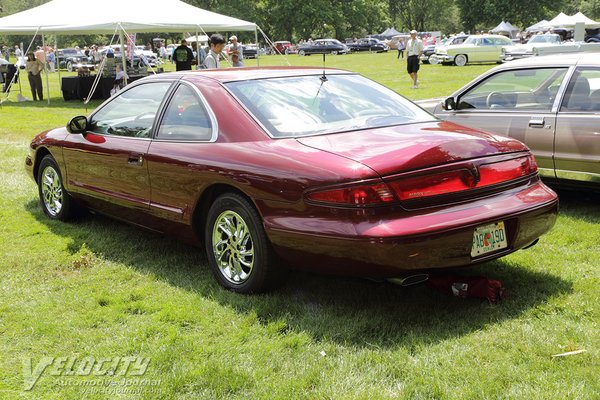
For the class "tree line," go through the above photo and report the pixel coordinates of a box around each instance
[1,0,599,47]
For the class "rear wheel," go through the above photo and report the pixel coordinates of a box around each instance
[205,193,286,293]
[298,50,306,56]
[37,155,76,221]
[454,54,468,66]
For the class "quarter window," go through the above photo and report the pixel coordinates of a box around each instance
[89,82,171,138]
[156,84,213,141]
[457,68,567,111]
[560,68,600,112]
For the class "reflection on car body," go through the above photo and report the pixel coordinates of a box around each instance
[26,67,558,293]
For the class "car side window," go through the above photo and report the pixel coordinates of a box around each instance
[156,83,214,141]
[560,68,600,112]
[456,68,567,111]
[89,82,171,138]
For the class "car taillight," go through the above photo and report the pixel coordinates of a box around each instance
[307,182,395,206]
[389,155,537,201]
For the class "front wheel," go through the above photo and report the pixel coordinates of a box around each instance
[298,50,306,56]
[331,50,338,55]
[454,54,468,66]
[37,155,76,221]
[66,61,73,72]
[205,193,286,293]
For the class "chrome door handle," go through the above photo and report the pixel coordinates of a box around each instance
[528,118,545,128]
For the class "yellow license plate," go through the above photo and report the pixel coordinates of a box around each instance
[471,221,508,257]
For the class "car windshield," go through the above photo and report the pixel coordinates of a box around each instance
[226,74,435,138]
[528,35,560,44]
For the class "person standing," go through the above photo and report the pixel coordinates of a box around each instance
[203,34,225,69]
[406,30,423,88]
[227,35,243,66]
[47,48,56,72]
[25,52,44,101]
[173,39,194,71]
[397,39,405,60]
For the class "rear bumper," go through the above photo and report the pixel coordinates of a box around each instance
[264,181,558,277]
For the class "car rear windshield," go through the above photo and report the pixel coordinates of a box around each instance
[226,74,435,138]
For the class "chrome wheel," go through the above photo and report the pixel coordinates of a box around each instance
[41,165,63,217]
[212,210,255,284]
[37,155,77,221]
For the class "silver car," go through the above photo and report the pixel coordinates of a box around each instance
[418,53,600,189]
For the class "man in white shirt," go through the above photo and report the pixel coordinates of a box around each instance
[406,30,424,89]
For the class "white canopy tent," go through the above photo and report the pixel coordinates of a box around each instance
[490,21,520,39]
[548,11,600,28]
[0,0,258,103]
[0,0,256,34]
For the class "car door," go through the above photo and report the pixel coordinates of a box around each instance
[61,81,172,212]
[554,67,600,184]
[478,37,497,62]
[436,67,569,179]
[146,82,217,222]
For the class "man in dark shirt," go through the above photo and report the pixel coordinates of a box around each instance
[173,39,194,71]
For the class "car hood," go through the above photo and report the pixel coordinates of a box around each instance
[295,121,528,176]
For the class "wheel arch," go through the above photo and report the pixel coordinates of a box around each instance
[33,147,53,183]
[191,184,258,243]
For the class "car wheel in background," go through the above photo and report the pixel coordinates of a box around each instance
[331,50,338,55]
[205,193,286,293]
[37,155,76,221]
[429,55,440,65]
[66,61,73,72]
[298,50,306,56]
[454,54,468,66]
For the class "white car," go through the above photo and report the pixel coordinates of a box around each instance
[501,34,562,61]
[432,34,513,66]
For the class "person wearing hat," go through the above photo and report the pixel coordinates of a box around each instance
[227,35,244,66]
[406,30,424,89]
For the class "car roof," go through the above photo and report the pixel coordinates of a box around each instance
[495,52,600,69]
[145,67,354,83]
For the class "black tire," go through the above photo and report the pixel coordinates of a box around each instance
[205,193,286,293]
[66,61,73,72]
[298,50,306,56]
[37,155,76,221]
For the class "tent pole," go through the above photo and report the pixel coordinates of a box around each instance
[119,27,127,86]
[42,33,50,105]
[255,28,259,66]
[56,37,60,88]
[196,29,200,68]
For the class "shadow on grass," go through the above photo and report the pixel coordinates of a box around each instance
[553,188,600,223]
[26,195,577,348]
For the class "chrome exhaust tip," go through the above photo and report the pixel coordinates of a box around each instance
[387,274,430,287]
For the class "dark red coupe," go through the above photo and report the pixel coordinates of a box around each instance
[26,67,558,293]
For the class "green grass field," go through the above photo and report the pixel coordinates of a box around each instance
[0,52,598,399]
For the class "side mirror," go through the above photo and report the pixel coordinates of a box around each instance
[443,97,456,111]
[67,115,88,134]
